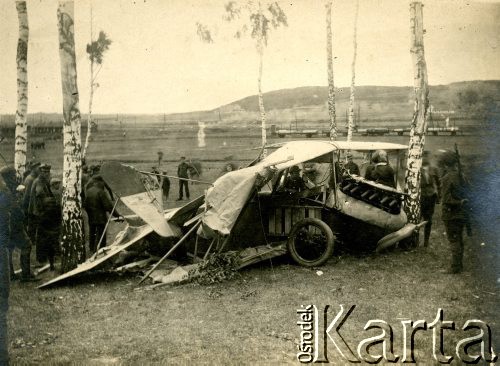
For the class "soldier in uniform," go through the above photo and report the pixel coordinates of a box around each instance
[30,164,60,270]
[177,157,190,200]
[84,175,121,253]
[420,151,441,247]
[438,150,469,274]
[0,166,36,282]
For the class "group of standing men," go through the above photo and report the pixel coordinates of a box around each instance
[0,161,61,364]
[2,162,62,280]
[5,161,123,281]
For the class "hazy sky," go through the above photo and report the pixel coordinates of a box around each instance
[0,0,499,114]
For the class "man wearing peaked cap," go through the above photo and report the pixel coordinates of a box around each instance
[29,163,60,270]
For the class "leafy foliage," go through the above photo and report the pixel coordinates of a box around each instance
[190,252,240,285]
[223,1,241,21]
[196,22,214,43]
[86,31,112,64]
[235,2,287,46]
[197,1,288,47]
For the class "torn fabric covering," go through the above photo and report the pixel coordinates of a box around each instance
[201,165,267,236]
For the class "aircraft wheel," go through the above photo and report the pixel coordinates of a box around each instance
[287,218,334,267]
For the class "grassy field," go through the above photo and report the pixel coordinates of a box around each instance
[0,126,491,175]
[8,216,498,364]
[3,127,499,364]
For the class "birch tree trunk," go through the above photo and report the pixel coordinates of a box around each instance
[347,0,359,142]
[57,1,85,272]
[14,1,29,182]
[325,0,337,140]
[257,2,267,157]
[404,2,429,242]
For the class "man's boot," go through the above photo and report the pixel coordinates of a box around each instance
[20,248,38,282]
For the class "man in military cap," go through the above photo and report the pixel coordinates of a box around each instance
[84,175,122,253]
[30,164,60,270]
[438,150,469,274]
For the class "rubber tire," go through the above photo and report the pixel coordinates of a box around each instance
[287,218,335,267]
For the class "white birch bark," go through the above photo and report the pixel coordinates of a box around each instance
[257,2,267,157]
[325,0,337,140]
[57,1,85,272]
[347,0,359,142]
[14,1,29,181]
[404,2,429,227]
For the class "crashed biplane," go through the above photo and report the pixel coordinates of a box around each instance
[40,140,422,288]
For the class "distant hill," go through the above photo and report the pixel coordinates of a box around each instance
[1,80,498,129]
[162,80,499,128]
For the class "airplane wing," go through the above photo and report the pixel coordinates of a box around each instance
[38,224,153,288]
[101,162,176,237]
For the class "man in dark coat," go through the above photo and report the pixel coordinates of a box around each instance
[84,176,121,253]
[177,156,190,200]
[0,166,36,282]
[438,150,469,274]
[30,164,60,270]
[420,151,441,247]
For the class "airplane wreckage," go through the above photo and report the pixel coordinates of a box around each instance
[39,140,424,289]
